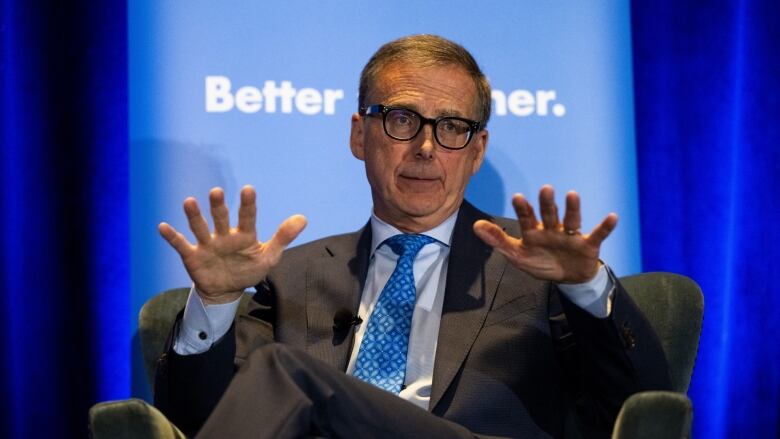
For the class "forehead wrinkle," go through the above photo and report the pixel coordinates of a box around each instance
[371,65,478,119]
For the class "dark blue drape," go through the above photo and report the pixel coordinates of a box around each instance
[632,1,780,437]
[1,1,778,438]
[0,0,129,437]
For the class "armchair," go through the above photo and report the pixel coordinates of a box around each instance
[89,272,703,439]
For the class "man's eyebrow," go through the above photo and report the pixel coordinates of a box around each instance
[386,102,421,112]
[389,103,466,118]
[437,109,465,118]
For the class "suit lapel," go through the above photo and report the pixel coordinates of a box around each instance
[429,202,508,412]
[305,225,372,370]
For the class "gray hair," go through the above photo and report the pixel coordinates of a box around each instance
[358,34,492,126]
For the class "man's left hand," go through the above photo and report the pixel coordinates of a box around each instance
[473,185,617,284]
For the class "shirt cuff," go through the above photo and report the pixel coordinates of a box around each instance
[173,285,242,355]
[556,264,614,318]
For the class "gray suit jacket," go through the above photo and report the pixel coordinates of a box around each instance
[156,201,672,438]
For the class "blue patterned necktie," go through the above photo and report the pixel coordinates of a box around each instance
[353,233,436,393]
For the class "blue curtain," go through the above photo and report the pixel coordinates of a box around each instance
[0,0,129,437]
[1,1,778,437]
[632,1,780,437]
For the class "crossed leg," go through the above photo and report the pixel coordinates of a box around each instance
[196,344,477,439]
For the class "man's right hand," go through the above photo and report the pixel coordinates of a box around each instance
[158,185,307,305]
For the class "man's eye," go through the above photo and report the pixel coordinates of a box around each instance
[440,119,469,134]
[390,111,415,126]
[440,120,457,132]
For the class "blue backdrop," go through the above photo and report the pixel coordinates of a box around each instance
[129,0,644,398]
[1,1,778,437]
[633,2,780,437]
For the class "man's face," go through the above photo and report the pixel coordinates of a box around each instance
[350,64,488,233]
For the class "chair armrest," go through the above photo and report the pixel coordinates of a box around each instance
[612,391,693,439]
[89,398,186,439]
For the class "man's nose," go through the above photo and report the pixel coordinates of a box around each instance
[415,124,436,159]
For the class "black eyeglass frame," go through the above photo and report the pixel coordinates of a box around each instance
[360,104,483,150]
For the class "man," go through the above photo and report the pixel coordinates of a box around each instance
[155,35,671,438]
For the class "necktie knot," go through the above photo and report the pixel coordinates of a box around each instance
[385,234,436,260]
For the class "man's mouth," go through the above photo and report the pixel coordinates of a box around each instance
[400,175,439,181]
[398,174,441,191]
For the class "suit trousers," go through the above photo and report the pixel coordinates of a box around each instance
[196,343,487,439]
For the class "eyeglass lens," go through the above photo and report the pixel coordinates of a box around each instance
[385,108,472,149]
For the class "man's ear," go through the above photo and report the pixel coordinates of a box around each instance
[349,113,365,161]
[470,129,489,175]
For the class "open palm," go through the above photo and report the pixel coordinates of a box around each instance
[473,185,617,284]
[158,185,307,304]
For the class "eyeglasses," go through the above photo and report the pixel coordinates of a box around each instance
[360,104,482,150]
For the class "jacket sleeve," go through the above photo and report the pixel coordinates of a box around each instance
[154,280,277,437]
[551,278,673,438]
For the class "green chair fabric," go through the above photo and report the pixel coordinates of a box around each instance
[619,272,704,393]
[612,391,693,439]
[91,272,703,438]
[138,287,189,386]
[609,273,703,439]
[89,398,186,439]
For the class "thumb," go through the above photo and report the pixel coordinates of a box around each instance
[473,220,515,255]
[265,214,308,255]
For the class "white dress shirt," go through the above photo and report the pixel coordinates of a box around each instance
[174,210,614,411]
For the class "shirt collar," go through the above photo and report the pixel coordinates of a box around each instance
[369,209,458,256]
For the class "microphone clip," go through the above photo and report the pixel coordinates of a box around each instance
[333,308,363,331]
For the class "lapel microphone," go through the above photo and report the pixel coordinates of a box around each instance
[333,308,363,331]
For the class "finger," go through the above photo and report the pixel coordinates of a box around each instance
[538,185,559,230]
[511,194,538,231]
[524,200,540,229]
[183,197,212,245]
[209,187,230,235]
[562,191,582,233]
[237,185,257,233]
[158,222,194,257]
[264,214,308,256]
[473,219,519,256]
[586,213,619,247]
